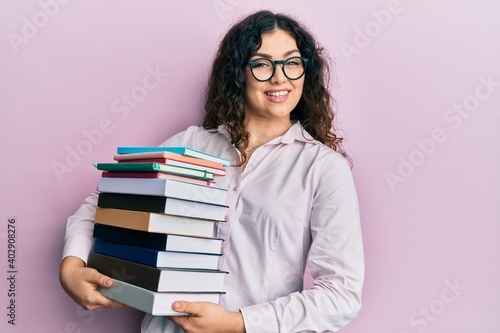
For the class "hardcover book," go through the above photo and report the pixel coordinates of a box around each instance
[95,162,214,180]
[116,146,231,166]
[101,172,215,186]
[98,279,224,316]
[93,239,221,269]
[113,151,224,169]
[97,193,227,221]
[97,177,227,205]
[118,158,225,176]
[88,252,227,292]
[94,207,219,238]
[93,223,223,254]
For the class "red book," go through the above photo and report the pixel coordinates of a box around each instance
[101,172,215,186]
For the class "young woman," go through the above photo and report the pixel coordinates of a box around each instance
[60,10,364,333]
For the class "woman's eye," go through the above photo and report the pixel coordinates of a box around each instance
[286,60,301,66]
[254,62,270,68]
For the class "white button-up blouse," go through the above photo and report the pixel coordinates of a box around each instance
[63,122,364,333]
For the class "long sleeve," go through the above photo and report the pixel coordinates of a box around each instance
[61,128,193,263]
[59,123,365,333]
[61,191,99,263]
[239,149,364,332]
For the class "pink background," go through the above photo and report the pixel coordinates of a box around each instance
[1,1,499,332]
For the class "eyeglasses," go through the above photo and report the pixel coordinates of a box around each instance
[247,56,309,82]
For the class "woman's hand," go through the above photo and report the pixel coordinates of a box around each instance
[167,301,245,333]
[59,256,126,310]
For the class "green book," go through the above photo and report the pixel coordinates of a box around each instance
[95,162,214,180]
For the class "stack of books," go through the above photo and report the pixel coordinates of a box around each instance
[87,146,231,316]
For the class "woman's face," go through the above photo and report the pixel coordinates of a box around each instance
[244,29,304,124]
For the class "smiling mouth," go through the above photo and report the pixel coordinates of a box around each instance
[265,90,289,98]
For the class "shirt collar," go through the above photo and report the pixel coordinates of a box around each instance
[278,121,316,144]
[216,121,317,146]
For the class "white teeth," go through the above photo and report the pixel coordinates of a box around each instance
[266,91,289,97]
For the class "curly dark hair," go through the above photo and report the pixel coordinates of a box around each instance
[203,10,347,164]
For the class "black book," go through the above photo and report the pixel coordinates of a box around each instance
[93,224,223,254]
[97,192,227,221]
[88,252,227,292]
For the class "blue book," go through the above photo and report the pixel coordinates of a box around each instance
[116,146,231,166]
[93,239,221,269]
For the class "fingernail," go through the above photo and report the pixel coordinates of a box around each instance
[173,302,181,310]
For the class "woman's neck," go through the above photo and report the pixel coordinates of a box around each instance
[244,117,293,150]
[239,117,292,171]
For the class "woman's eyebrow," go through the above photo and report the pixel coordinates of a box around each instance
[284,49,301,57]
[252,49,301,59]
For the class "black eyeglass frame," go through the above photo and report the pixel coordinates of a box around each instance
[247,56,309,82]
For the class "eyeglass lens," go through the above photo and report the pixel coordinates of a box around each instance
[250,57,305,81]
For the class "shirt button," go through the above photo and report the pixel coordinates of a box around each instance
[233,186,238,191]
[251,163,256,167]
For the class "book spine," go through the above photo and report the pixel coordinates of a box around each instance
[98,279,157,314]
[97,193,227,221]
[116,147,231,166]
[93,224,223,254]
[98,279,223,316]
[93,239,220,269]
[93,224,169,251]
[98,178,227,205]
[88,252,161,291]
[97,193,167,214]
[94,239,159,267]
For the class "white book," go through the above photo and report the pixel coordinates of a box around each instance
[98,279,223,316]
[93,239,221,270]
[164,197,227,221]
[98,178,227,205]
